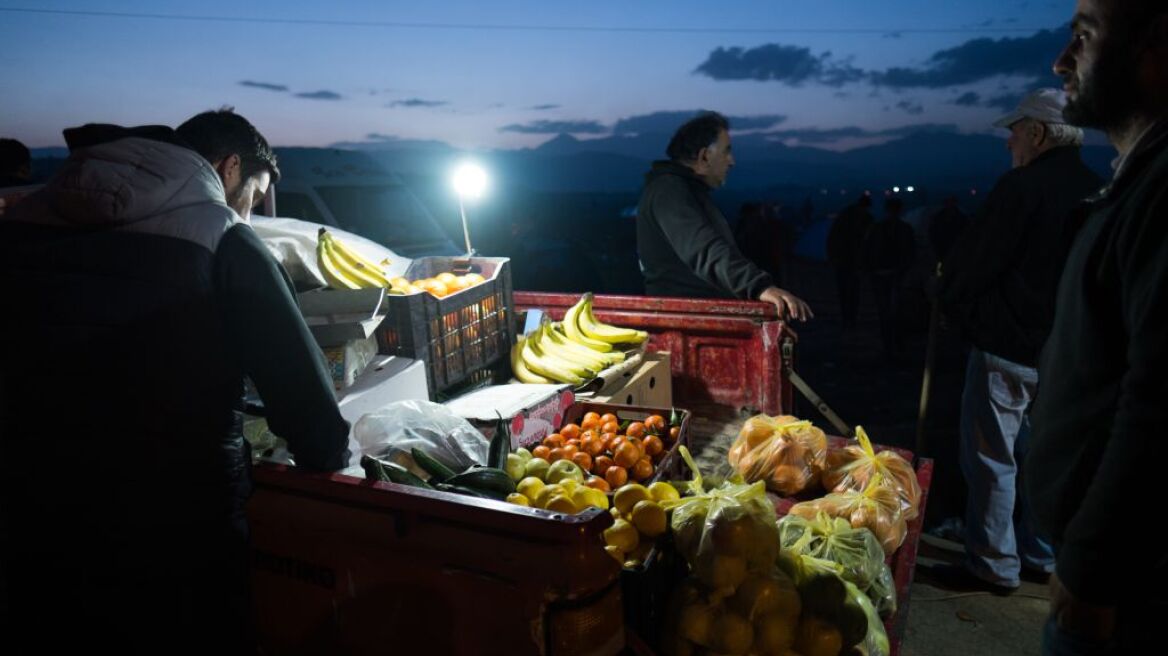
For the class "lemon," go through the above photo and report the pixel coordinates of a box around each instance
[678,602,716,647]
[613,483,651,515]
[603,518,640,553]
[559,478,580,495]
[700,554,748,591]
[711,611,754,654]
[583,487,609,510]
[545,494,578,514]
[610,506,623,520]
[648,481,681,503]
[604,544,624,563]
[533,483,564,509]
[630,500,667,537]
[516,476,546,500]
[506,492,530,506]
[752,611,798,653]
[730,576,784,619]
[570,486,597,510]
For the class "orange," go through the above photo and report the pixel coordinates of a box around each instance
[580,416,601,431]
[571,451,593,473]
[614,442,641,469]
[601,421,621,435]
[463,272,486,285]
[560,423,581,441]
[548,447,566,462]
[582,436,604,457]
[561,444,579,460]
[419,279,449,298]
[608,435,625,454]
[445,276,469,293]
[632,457,654,482]
[585,475,611,493]
[593,455,615,477]
[435,272,458,286]
[532,445,551,460]
[625,437,645,457]
[600,413,619,426]
[626,422,646,439]
[645,415,666,434]
[605,465,629,488]
[582,411,601,425]
[669,426,681,442]
[642,435,664,458]
[544,433,565,449]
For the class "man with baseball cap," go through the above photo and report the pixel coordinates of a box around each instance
[929,87,1102,595]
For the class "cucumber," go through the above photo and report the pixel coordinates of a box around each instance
[446,466,516,499]
[488,411,511,469]
[410,447,458,483]
[435,482,497,499]
[361,455,432,489]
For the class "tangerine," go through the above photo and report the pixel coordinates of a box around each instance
[561,444,579,460]
[585,475,611,493]
[632,457,654,481]
[532,445,551,460]
[548,447,566,462]
[626,422,646,439]
[593,455,615,476]
[613,442,641,469]
[580,416,601,431]
[645,415,666,434]
[600,413,619,426]
[642,435,664,457]
[605,465,629,488]
[582,411,601,425]
[669,426,681,441]
[571,451,593,473]
[582,436,605,457]
[560,423,581,441]
[544,433,565,449]
[463,272,486,285]
[601,421,621,435]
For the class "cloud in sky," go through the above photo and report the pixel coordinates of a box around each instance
[388,98,449,108]
[365,132,398,141]
[766,123,959,144]
[612,110,786,135]
[239,80,288,92]
[954,91,981,106]
[896,100,925,115]
[694,44,865,86]
[697,26,1068,91]
[530,103,561,111]
[499,119,607,134]
[872,27,1067,88]
[295,90,343,100]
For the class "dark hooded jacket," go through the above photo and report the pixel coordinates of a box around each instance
[0,127,350,621]
[636,160,774,299]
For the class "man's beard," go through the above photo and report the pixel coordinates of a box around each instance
[1063,39,1142,131]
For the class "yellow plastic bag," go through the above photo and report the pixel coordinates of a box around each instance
[787,474,907,556]
[665,446,781,596]
[823,426,921,520]
[728,415,828,496]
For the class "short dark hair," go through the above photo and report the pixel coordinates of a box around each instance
[666,111,729,162]
[0,138,32,178]
[176,107,280,183]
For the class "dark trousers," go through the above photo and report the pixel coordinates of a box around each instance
[835,265,862,329]
[869,271,903,356]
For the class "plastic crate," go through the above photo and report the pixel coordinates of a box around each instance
[377,256,513,398]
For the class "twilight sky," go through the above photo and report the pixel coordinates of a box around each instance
[0,1,1079,151]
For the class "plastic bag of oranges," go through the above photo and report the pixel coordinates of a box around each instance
[823,426,921,520]
[727,415,827,496]
[663,447,780,598]
[787,474,907,556]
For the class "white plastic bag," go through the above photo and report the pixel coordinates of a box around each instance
[250,217,410,288]
[353,399,489,473]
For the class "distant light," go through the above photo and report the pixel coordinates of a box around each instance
[893,186,901,193]
[863,190,871,196]
[452,162,488,200]
[906,186,915,193]
[970,188,978,196]
[839,189,847,195]
[820,188,828,195]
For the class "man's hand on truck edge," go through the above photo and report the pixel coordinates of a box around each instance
[760,285,813,322]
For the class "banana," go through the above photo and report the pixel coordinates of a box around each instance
[511,335,552,384]
[324,238,386,288]
[521,329,591,385]
[545,322,625,369]
[316,235,362,290]
[562,296,614,352]
[537,323,611,371]
[323,230,392,287]
[577,293,649,344]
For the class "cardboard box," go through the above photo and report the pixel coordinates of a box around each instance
[296,287,388,348]
[443,384,575,449]
[321,336,379,390]
[336,355,429,428]
[584,351,672,408]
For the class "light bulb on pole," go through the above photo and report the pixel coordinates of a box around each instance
[452,162,488,258]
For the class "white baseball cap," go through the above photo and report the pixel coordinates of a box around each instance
[993,88,1069,128]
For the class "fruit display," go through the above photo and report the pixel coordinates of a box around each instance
[778,513,897,617]
[511,293,648,385]
[728,415,828,496]
[823,426,921,520]
[503,448,610,514]
[316,228,486,297]
[602,481,679,568]
[531,410,679,491]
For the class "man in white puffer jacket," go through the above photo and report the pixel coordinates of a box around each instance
[0,110,350,653]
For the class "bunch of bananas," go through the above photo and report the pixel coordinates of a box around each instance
[511,293,649,385]
[316,228,395,290]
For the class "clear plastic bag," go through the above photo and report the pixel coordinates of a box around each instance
[824,426,921,520]
[778,512,897,617]
[788,474,907,556]
[664,447,781,596]
[352,399,489,477]
[727,415,828,496]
